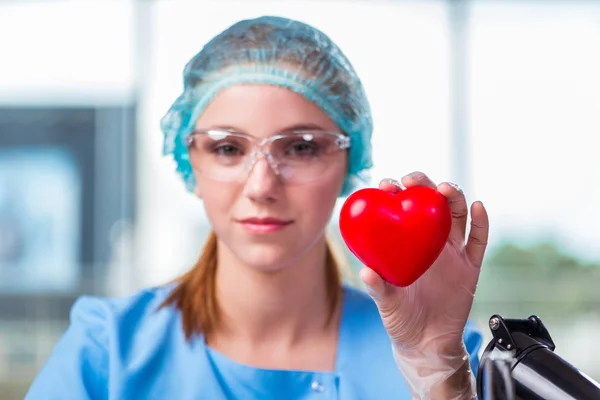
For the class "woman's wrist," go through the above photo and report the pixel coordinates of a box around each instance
[428,355,476,400]
[392,341,475,400]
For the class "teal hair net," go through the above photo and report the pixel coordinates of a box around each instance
[160,15,373,197]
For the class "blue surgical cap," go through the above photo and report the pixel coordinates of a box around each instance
[160,16,373,197]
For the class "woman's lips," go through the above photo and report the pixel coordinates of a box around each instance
[238,217,293,234]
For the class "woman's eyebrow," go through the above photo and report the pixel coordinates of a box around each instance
[205,123,329,134]
[205,125,245,132]
[279,123,327,133]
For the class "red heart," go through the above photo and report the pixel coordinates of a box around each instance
[339,186,452,287]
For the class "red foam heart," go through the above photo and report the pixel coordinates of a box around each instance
[339,186,452,287]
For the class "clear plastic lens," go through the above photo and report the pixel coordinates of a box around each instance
[186,129,350,183]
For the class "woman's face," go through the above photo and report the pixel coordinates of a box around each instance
[193,84,348,271]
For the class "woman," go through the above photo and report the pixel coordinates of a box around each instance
[26,16,489,400]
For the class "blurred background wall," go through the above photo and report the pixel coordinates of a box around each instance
[1,0,599,398]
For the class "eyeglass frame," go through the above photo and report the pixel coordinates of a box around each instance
[183,127,351,182]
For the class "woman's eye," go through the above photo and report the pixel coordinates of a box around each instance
[213,144,243,156]
[288,141,318,156]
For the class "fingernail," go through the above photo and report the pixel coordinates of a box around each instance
[447,182,462,192]
[408,171,424,180]
[382,178,404,189]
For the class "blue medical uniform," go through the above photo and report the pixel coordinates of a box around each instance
[26,284,482,399]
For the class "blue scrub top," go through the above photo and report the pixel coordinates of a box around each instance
[26,284,482,399]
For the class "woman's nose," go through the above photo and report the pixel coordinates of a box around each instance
[242,154,282,202]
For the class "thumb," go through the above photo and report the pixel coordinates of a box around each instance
[360,267,395,304]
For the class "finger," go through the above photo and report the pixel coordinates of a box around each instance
[379,178,404,194]
[437,182,469,243]
[359,267,395,304]
[400,171,437,189]
[465,201,489,267]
